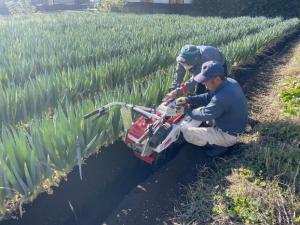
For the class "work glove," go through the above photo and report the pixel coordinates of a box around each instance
[176,97,188,106]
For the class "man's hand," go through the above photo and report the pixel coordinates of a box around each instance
[176,97,188,106]
[163,90,177,102]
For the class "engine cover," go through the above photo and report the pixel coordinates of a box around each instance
[148,124,173,148]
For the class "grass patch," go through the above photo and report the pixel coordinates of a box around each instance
[260,121,300,144]
[212,168,299,225]
[279,44,300,117]
[174,143,300,225]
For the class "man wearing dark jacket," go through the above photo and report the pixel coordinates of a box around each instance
[165,45,227,100]
[176,61,247,152]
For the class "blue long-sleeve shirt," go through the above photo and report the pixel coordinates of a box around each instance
[185,78,248,135]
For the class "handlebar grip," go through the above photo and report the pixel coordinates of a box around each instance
[83,110,99,119]
[98,108,107,116]
[83,107,106,119]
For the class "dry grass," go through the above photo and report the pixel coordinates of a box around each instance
[278,43,300,118]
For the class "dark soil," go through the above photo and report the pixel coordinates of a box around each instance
[1,28,299,225]
[103,143,218,225]
[0,141,152,225]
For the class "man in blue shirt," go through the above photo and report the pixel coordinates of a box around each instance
[165,45,227,100]
[176,61,248,153]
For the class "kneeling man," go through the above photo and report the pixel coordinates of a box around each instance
[176,61,248,154]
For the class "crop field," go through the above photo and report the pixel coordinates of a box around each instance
[0,12,299,216]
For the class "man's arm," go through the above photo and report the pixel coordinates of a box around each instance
[170,63,186,90]
[186,92,212,106]
[175,77,198,95]
[184,97,225,121]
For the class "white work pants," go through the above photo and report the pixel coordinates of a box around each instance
[181,126,238,147]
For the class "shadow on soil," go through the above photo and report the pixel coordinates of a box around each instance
[1,141,153,225]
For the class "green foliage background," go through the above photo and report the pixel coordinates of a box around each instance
[192,0,300,18]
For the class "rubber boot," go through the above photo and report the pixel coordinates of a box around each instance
[205,144,228,157]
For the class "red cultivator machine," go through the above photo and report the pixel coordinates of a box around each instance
[83,99,202,165]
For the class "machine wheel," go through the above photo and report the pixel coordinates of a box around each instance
[152,135,185,168]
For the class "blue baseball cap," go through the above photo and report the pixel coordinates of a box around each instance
[194,61,224,83]
[176,45,201,66]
